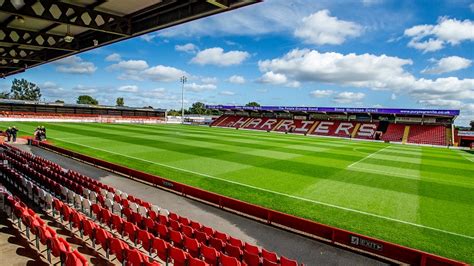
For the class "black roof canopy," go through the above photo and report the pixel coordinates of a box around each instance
[0,0,260,77]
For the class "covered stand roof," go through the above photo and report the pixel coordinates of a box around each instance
[206,105,461,118]
[0,0,260,77]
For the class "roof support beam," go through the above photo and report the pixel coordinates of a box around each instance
[0,46,47,62]
[0,0,131,37]
[0,28,79,51]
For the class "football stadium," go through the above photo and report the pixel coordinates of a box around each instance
[0,1,473,266]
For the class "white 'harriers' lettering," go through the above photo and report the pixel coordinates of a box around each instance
[246,118,262,128]
[314,121,334,134]
[233,117,248,127]
[294,120,315,132]
[357,124,377,137]
[276,120,294,131]
[335,122,354,135]
[260,119,278,130]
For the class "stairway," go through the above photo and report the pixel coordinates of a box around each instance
[402,125,410,144]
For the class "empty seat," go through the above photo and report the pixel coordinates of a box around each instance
[151,237,169,262]
[243,250,261,266]
[64,249,88,266]
[244,242,260,255]
[170,246,188,266]
[262,249,278,263]
[184,235,200,257]
[280,256,298,266]
[201,245,219,265]
[220,253,242,266]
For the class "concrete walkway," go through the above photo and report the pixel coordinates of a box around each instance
[13,144,389,266]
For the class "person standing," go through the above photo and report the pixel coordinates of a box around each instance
[11,126,18,142]
[6,127,11,142]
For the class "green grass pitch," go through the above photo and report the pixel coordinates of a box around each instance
[2,122,473,263]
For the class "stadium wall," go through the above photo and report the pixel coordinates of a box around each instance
[32,140,468,266]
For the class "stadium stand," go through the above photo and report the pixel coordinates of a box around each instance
[381,124,405,142]
[0,143,301,266]
[208,105,458,146]
[0,100,166,123]
[408,125,447,146]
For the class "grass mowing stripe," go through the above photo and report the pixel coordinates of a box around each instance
[52,137,474,241]
[347,145,392,168]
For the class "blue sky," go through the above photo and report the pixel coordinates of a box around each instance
[1,0,473,125]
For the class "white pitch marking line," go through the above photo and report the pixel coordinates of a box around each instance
[348,167,420,180]
[457,150,474,163]
[50,138,474,240]
[347,145,393,168]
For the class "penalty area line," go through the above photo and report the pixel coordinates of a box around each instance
[50,138,474,240]
[347,145,393,168]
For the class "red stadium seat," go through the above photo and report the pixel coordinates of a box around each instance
[244,242,260,255]
[280,256,298,266]
[243,250,261,266]
[224,243,243,260]
[202,226,215,237]
[169,212,179,221]
[94,227,111,249]
[137,229,153,252]
[182,225,194,238]
[111,214,124,234]
[170,219,181,231]
[151,237,169,262]
[229,236,243,248]
[123,221,138,243]
[214,231,229,242]
[195,230,209,244]
[209,237,225,251]
[170,229,184,248]
[201,245,219,265]
[184,235,200,257]
[263,258,279,266]
[170,246,188,266]
[64,250,88,266]
[50,237,71,258]
[190,221,202,231]
[109,237,128,263]
[126,247,146,266]
[220,253,242,266]
[262,249,278,263]
[189,257,209,266]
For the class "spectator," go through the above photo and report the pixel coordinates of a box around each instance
[11,126,18,142]
[6,127,11,142]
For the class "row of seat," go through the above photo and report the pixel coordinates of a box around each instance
[0,170,88,265]
[1,144,302,266]
[1,152,170,266]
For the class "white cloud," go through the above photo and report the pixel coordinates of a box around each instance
[391,93,397,100]
[228,75,246,84]
[54,56,97,74]
[404,17,474,52]
[140,34,158,42]
[105,53,121,62]
[191,47,249,66]
[175,43,198,53]
[109,60,149,71]
[422,56,472,74]
[294,10,362,45]
[108,58,187,83]
[200,77,218,84]
[118,85,139,93]
[258,71,288,85]
[72,85,97,94]
[310,89,334,98]
[258,49,474,103]
[219,90,236,96]
[142,65,187,82]
[184,83,217,92]
[333,92,365,104]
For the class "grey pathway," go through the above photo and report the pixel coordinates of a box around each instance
[17,144,390,266]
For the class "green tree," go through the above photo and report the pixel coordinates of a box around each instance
[189,102,207,114]
[116,97,124,107]
[55,100,64,103]
[167,109,181,116]
[10,78,41,101]
[0,91,9,99]
[76,95,98,105]
[470,121,474,130]
[245,101,260,107]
